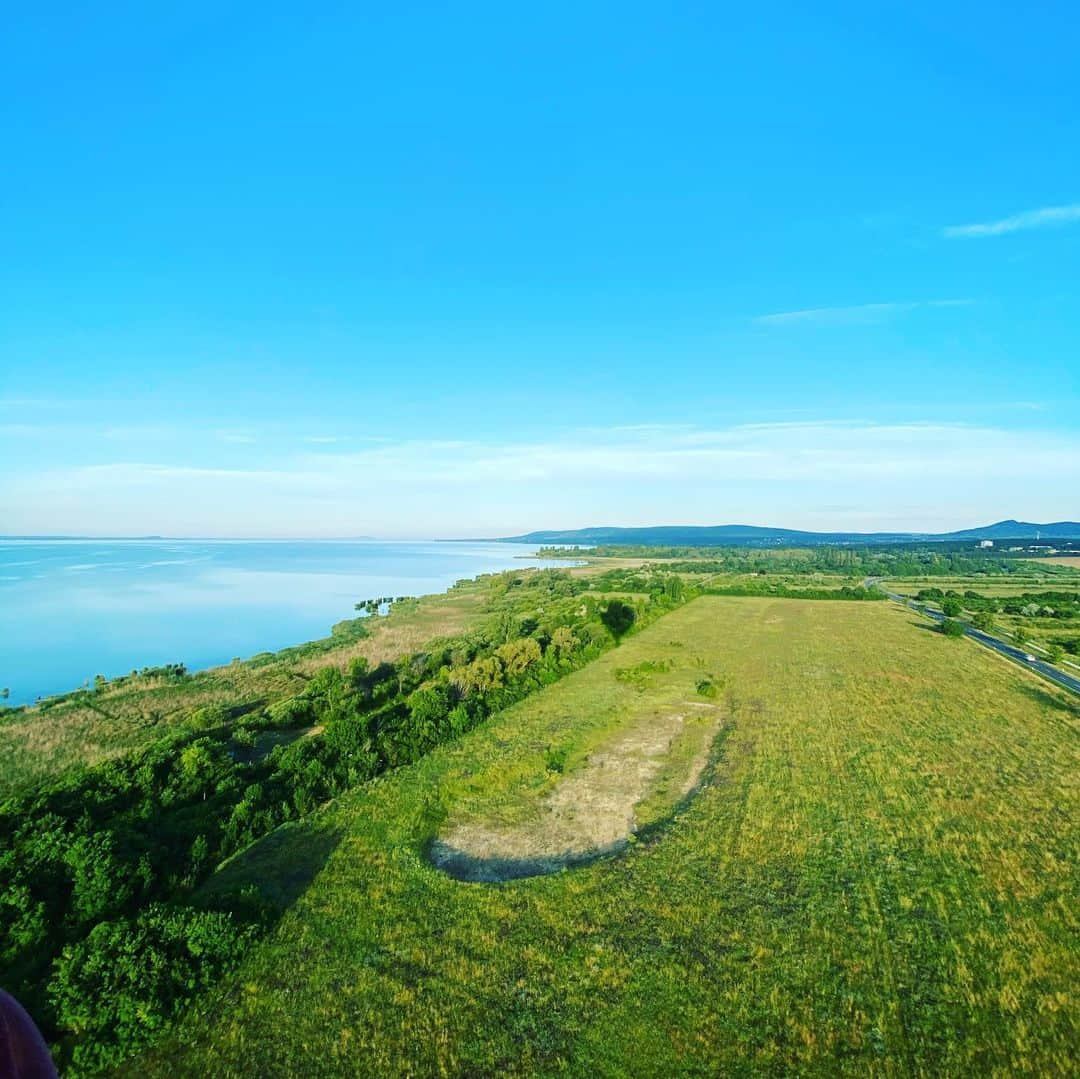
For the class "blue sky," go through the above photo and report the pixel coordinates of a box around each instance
[2,2,1078,536]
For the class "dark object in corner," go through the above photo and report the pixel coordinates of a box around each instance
[0,989,58,1079]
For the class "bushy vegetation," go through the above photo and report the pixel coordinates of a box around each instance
[705,581,885,601]
[49,905,256,1073]
[916,587,1080,620]
[543,542,1032,578]
[914,586,1080,662]
[353,595,408,616]
[0,569,687,1072]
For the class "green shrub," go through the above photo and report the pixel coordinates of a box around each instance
[188,703,230,730]
[544,745,569,773]
[615,660,671,690]
[265,696,315,727]
[49,904,256,1072]
[696,676,722,698]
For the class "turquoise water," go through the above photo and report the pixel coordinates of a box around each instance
[0,539,549,706]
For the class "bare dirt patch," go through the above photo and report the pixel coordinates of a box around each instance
[430,705,721,881]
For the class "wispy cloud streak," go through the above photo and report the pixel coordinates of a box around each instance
[754,300,970,326]
[944,203,1080,238]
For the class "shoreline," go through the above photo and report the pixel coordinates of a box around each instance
[0,540,565,710]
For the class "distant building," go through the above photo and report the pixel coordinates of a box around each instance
[978,539,994,548]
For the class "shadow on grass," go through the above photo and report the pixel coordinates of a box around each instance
[1013,680,1080,714]
[196,818,344,917]
[428,721,735,884]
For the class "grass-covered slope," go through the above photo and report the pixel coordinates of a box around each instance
[131,597,1079,1077]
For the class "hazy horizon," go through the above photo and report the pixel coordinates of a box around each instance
[2,510,1079,544]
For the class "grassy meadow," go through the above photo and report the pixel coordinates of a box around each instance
[128,596,1079,1077]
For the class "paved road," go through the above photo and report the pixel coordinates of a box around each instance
[867,580,1080,697]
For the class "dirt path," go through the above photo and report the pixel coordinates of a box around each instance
[430,703,720,882]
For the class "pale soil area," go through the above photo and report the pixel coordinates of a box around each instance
[430,700,722,881]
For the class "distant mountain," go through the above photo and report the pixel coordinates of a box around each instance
[941,520,1080,540]
[501,520,1080,547]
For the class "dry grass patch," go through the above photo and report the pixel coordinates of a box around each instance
[431,702,722,881]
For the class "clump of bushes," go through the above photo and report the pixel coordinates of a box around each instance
[49,905,256,1073]
[696,675,724,698]
[615,660,671,690]
[544,745,569,774]
[705,583,885,601]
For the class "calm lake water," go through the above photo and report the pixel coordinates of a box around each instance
[0,539,551,706]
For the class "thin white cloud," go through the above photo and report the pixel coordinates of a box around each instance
[944,203,1080,238]
[754,299,970,326]
[217,430,257,444]
[5,421,1077,536]
[303,435,350,444]
[83,421,1075,489]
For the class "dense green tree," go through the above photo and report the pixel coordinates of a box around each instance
[65,831,134,926]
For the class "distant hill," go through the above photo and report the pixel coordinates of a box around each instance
[502,520,1080,547]
[939,520,1080,540]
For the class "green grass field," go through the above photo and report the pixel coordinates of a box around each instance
[128,596,1079,1077]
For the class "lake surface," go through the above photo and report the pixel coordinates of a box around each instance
[0,539,551,706]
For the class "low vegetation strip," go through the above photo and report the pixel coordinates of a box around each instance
[129,596,1078,1077]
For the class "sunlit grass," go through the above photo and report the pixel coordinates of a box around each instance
[132,597,1080,1077]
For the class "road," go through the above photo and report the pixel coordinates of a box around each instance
[866,580,1080,697]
